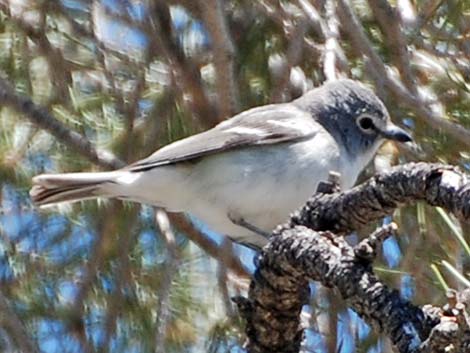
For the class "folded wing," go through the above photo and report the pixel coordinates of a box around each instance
[127,104,318,172]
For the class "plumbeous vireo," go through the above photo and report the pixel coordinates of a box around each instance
[31,79,412,249]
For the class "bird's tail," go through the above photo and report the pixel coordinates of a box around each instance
[30,171,121,207]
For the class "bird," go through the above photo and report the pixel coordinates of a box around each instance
[30,79,412,249]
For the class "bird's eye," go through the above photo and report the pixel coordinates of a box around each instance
[358,116,374,131]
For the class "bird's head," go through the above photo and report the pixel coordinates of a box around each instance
[296,79,412,160]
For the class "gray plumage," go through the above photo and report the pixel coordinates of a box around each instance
[30,79,411,248]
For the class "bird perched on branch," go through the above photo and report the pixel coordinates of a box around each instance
[30,79,411,248]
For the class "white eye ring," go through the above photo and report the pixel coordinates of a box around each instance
[357,114,375,132]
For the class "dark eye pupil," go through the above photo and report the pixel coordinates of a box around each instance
[359,117,373,130]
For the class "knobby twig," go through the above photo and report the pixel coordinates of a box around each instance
[238,163,470,353]
[419,289,470,352]
[288,162,469,234]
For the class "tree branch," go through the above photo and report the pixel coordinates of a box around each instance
[288,162,469,234]
[239,162,470,353]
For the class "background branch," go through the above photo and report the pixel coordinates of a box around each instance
[0,291,40,353]
[0,78,123,170]
[198,0,240,117]
[154,209,180,353]
[337,0,470,148]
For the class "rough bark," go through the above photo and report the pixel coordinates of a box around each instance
[287,162,469,234]
[239,162,470,353]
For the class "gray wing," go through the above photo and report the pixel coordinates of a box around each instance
[127,103,319,172]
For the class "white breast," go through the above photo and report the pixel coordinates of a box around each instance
[181,130,342,245]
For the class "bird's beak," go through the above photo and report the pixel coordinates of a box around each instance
[378,124,413,143]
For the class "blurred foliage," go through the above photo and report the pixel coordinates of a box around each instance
[0,0,469,352]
